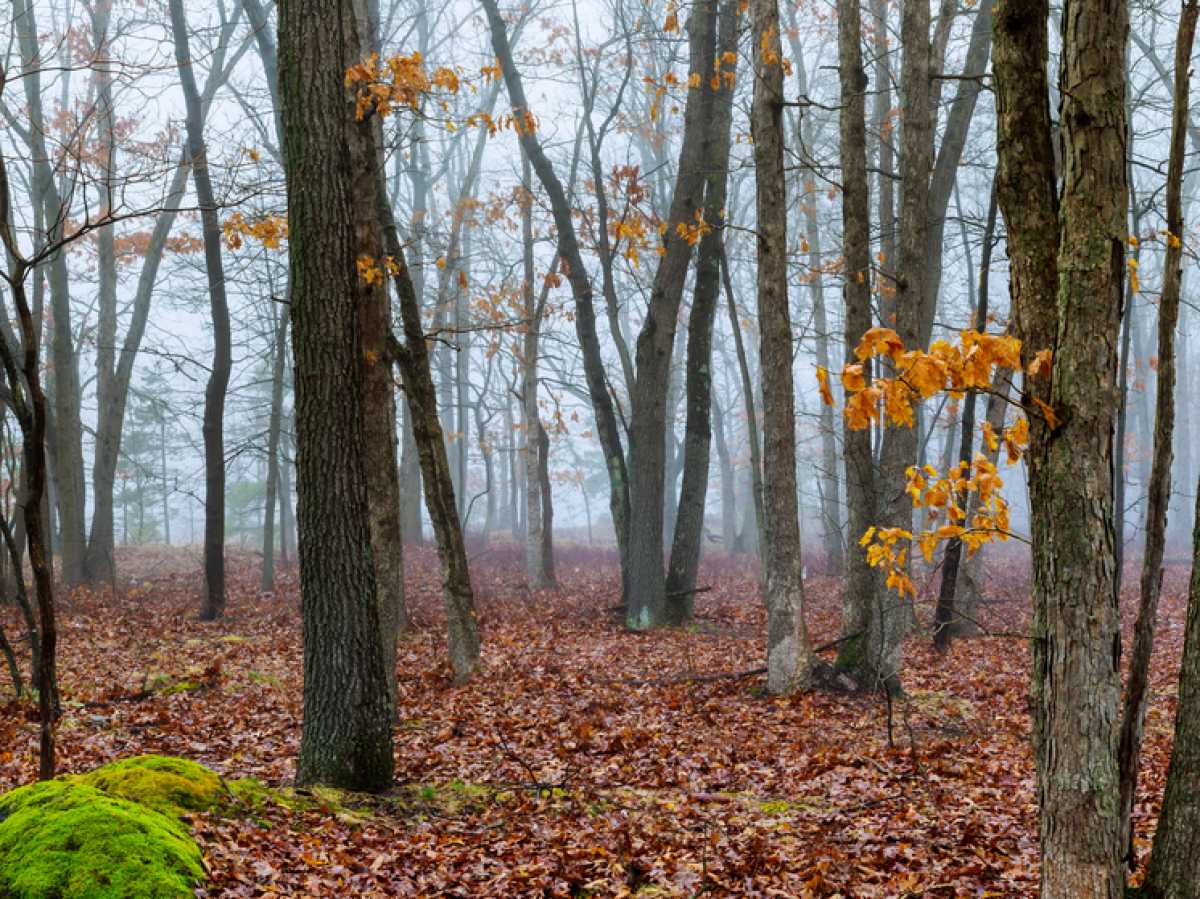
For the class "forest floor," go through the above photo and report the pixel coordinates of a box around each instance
[0,543,1189,896]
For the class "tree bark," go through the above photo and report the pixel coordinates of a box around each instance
[1118,0,1197,873]
[665,0,737,618]
[168,0,232,621]
[625,0,719,629]
[721,247,764,569]
[520,150,552,588]
[994,0,1128,890]
[834,0,880,683]
[751,0,815,694]
[536,420,556,585]
[279,0,395,790]
[378,172,481,684]
[13,0,86,589]
[261,304,288,592]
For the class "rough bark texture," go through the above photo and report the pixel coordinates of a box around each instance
[751,0,815,694]
[994,0,1127,891]
[665,0,737,618]
[1120,0,1196,874]
[169,0,232,622]
[279,0,395,791]
[359,0,408,697]
[834,0,879,682]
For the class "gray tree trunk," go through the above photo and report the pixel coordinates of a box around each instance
[751,0,815,694]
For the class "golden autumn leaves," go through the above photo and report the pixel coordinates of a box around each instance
[819,326,1055,597]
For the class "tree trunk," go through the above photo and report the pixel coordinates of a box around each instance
[994,0,1127,890]
[626,0,719,629]
[278,0,396,791]
[721,248,764,569]
[665,0,737,618]
[751,0,815,694]
[712,391,737,554]
[1118,0,1197,872]
[261,304,288,591]
[953,344,1010,637]
[520,150,551,588]
[834,0,880,683]
[933,184,998,649]
[377,170,481,684]
[868,0,935,689]
[360,0,409,697]
[1143,481,1200,897]
[169,0,232,621]
[869,0,896,315]
[536,420,556,585]
[481,0,631,602]
[12,0,86,589]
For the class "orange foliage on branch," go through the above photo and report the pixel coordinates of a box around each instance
[819,327,1053,597]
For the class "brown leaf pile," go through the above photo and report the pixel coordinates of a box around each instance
[0,544,1186,896]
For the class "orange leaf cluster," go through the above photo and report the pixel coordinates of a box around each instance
[345,52,461,121]
[222,213,288,251]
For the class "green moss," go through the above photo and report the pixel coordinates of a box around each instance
[81,755,223,818]
[398,780,494,817]
[143,673,203,696]
[0,779,204,898]
[246,670,281,688]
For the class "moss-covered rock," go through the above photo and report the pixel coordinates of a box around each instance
[80,755,223,817]
[0,779,204,898]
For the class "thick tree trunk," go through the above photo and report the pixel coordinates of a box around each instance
[169,0,232,621]
[1118,0,1197,872]
[994,0,1127,891]
[665,0,737,618]
[834,0,879,682]
[751,0,815,694]
[278,0,396,790]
